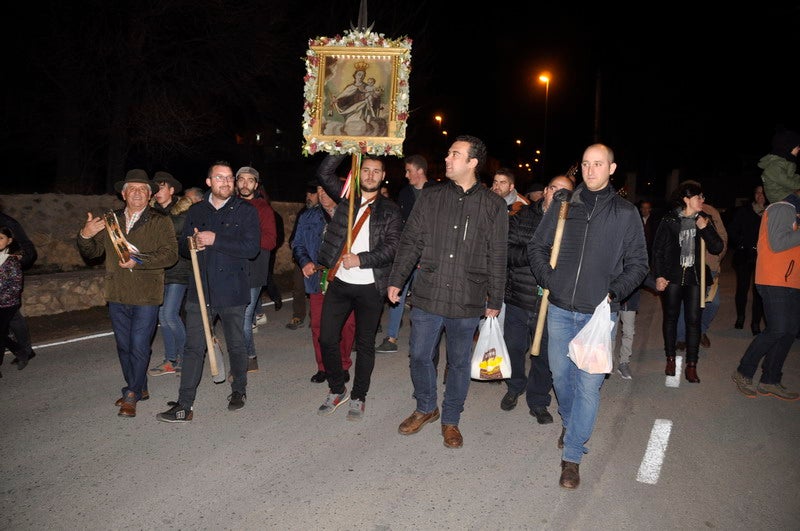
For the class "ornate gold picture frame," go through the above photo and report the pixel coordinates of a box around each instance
[302,30,412,156]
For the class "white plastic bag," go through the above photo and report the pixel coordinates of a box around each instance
[567,298,614,374]
[470,316,512,380]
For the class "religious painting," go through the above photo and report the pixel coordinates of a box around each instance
[302,30,412,156]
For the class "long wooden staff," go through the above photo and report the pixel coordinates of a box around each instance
[531,200,570,355]
[346,152,361,252]
[700,239,706,309]
[188,235,223,381]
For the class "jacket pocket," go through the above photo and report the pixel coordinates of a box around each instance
[465,271,488,307]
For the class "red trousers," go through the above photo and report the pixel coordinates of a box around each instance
[310,293,354,372]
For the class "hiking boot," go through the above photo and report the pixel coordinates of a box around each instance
[375,337,398,353]
[756,382,799,401]
[156,403,193,423]
[286,317,304,330]
[731,370,757,398]
[318,387,349,416]
[559,461,580,489]
[617,363,632,380]
[227,391,246,411]
[500,390,522,411]
[148,360,177,376]
[347,398,365,421]
[247,357,259,372]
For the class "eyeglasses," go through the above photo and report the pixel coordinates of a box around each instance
[211,175,234,182]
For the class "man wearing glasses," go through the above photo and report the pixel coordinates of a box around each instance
[158,161,260,422]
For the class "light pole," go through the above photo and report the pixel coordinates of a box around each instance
[434,114,442,132]
[538,72,550,178]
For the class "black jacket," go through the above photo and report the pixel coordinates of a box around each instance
[389,179,508,318]
[652,208,724,285]
[529,184,649,314]
[504,200,544,312]
[316,155,403,297]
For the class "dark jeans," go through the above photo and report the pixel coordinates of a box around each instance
[661,283,701,362]
[179,301,247,408]
[108,302,159,400]
[319,278,383,401]
[503,302,553,409]
[737,285,800,384]
[733,250,764,328]
[7,308,33,362]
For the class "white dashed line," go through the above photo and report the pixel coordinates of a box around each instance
[665,355,683,388]
[637,418,673,484]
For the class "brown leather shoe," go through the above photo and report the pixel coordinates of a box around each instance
[685,361,700,383]
[665,356,676,376]
[441,424,463,449]
[398,408,440,435]
[117,391,137,417]
[115,390,149,406]
[557,427,566,449]
[559,460,580,489]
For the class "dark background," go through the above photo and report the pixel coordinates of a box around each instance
[3,1,799,209]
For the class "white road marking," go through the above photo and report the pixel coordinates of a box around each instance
[665,355,683,388]
[34,332,114,350]
[637,418,673,484]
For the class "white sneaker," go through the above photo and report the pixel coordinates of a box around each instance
[255,313,267,325]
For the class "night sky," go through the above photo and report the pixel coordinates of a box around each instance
[3,2,799,208]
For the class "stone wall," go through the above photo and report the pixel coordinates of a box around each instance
[0,194,303,317]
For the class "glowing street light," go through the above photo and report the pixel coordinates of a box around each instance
[538,72,550,177]
[434,115,442,131]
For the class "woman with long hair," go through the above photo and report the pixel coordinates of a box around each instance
[652,181,724,382]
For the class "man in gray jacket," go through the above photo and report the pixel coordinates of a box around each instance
[529,144,648,489]
[388,135,508,449]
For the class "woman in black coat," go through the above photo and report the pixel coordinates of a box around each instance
[652,181,724,383]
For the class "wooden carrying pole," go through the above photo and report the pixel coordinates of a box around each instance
[531,201,570,355]
[188,236,221,379]
[700,239,706,309]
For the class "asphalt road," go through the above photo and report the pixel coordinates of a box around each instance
[2,274,799,530]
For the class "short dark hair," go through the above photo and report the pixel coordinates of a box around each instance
[495,167,516,184]
[672,180,703,207]
[455,135,487,174]
[361,155,385,171]
[404,154,428,173]
[207,160,233,178]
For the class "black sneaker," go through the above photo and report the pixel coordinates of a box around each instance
[156,403,193,423]
[500,391,522,411]
[228,391,246,411]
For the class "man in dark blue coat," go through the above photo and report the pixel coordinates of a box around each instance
[158,161,260,422]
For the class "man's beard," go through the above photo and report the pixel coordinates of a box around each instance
[360,182,380,193]
[238,188,254,199]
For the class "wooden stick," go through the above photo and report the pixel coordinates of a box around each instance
[700,238,706,309]
[346,152,361,252]
[188,236,221,378]
[531,200,570,355]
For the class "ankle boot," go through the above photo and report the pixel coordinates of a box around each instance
[665,356,676,376]
[685,361,700,383]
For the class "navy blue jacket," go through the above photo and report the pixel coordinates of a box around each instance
[179,193,260,307]
[529,184,649,314]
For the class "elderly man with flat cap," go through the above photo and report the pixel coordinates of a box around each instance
[77,169,178,418]
[147,171,194,376]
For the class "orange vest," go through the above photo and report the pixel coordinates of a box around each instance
[755,205,800,289]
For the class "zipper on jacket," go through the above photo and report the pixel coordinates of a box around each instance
[463,215,470,241]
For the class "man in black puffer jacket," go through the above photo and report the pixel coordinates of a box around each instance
[529,144,648,490]
[500,175,573,424]
[315,154,403,421]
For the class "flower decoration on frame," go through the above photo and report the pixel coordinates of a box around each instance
[302,28,412,157]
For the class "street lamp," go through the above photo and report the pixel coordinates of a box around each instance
[538,72,550,177]
[434,114,442,131]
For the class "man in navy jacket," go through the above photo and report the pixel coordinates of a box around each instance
[158,161,260,422]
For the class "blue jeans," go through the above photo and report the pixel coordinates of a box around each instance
[179,301,247,408]
[503,302,552,409]
[385,270,416,339]
[737,285,800,384]
[547,303,616,463]
[108,302,160,400]
[243,286,262,358]
[677,271,719,340]
[408,307,481,426]
[158,283,187,364]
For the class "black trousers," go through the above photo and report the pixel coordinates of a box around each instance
[661,283,702,362]
[319,278,383,401]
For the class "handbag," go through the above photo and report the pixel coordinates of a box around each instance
[567,298,614,374]
[470,316,512,380]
